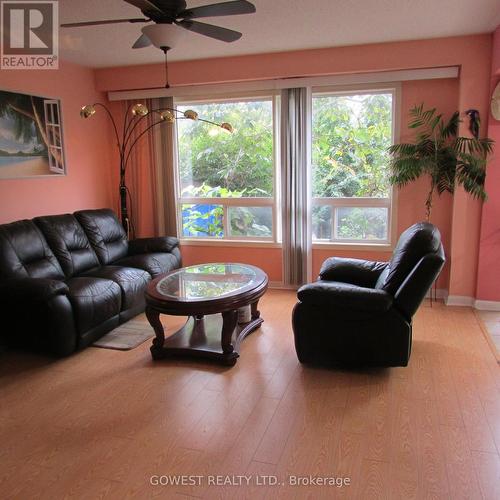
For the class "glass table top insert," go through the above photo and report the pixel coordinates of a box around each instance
[156,264,260,300]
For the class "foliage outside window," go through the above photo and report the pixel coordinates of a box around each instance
[312,91,394,243]
[176,99,275,240]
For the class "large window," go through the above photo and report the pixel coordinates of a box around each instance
[174,87,396,245]
[311,89,394,243]
[176,96,277,241]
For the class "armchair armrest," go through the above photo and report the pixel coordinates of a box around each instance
[128,236,179,255]
[319,257,388,288]
[0,278,69,304]
[297,281,393,312]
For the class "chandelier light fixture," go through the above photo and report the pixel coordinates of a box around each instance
[80,102,233,235]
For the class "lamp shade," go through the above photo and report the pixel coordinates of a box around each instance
[141,24,184,49]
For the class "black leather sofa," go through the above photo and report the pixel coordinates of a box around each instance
[0,209,181,356]
[292,222,445,367]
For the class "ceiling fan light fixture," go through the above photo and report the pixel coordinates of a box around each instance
[491,82,500,121]
[141,23,184,49]
[62,1,256,55]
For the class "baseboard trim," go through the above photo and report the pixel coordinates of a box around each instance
[267,285,500,312]
[474,300,500,311]
[268,281,297,290]
[445,295,500,311]
[446,295,475,307]
[426,288,447,300]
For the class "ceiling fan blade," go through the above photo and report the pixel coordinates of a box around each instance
[148,0,186,13]
[179,0,255,19]
[61,18,147,28]
[132,33,152,48]
[176,19,241,42]
[123,0,164,15]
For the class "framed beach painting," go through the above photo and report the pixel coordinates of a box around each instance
[0,89,66,179]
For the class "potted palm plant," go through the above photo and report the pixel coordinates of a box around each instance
[389,104,494,219]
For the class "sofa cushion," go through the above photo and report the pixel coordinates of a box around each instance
[0,277,68,303]
[35,214,100,277]
[114,250,181,278]
[319,257,388,288]
[83,266,150,311]
[0,220,65,280]
[66,277,121,335]
[128,236,179,255]
[74,209,128,265]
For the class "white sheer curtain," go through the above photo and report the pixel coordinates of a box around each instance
[280,88,312,287]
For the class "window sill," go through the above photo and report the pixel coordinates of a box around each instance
[180,239,282,249]
[179,239,393,252]
[312,241,394,252]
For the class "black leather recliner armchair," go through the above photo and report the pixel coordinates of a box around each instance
[292,222,445,367]
[0,209,181,357]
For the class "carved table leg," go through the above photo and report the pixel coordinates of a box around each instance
[251,300,261,320]
[221,310,238,354]
[146,306,166,359]
[191,315,207,345]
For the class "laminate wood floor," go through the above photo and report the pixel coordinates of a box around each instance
[477,311,500,358]
[1,290,499,499]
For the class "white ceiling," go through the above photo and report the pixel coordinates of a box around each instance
[59,0,500,68]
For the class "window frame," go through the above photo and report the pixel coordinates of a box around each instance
[174,92,281,244]
[44,99,66,175]
[173,83,400,249]
[310,83,400,249]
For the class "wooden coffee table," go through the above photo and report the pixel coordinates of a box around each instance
[145,263,268,366]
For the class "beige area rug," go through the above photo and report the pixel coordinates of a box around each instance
[92,319,155,351]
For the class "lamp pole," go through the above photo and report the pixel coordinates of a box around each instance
[80,102,233,236]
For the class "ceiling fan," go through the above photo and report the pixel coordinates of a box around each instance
[61,0,256,49]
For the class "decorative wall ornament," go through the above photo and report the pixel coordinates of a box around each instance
[491,81,500,121]
[465,109,480,139]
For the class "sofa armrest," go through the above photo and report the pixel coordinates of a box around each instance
[319,257,388,288]
[297,281,393,312]
[128,236,179,255]
[0,278,69,304]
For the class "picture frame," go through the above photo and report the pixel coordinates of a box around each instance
[0,89,66,179]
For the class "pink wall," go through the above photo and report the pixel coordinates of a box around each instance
[477,112,500,301]
[476,26,500,302]
[396,78,459,289]
[95,34,492,297]
[447,39,493,299]
[0,61,113,224]
[492,26,500,76]
[181,246,283,283]
[95,35,490,92]
[0,34,494,299]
